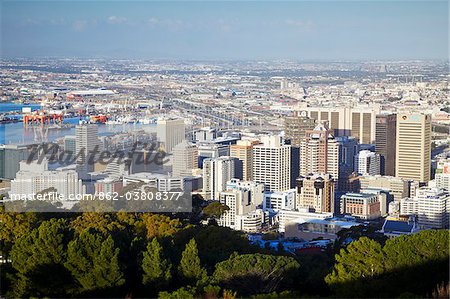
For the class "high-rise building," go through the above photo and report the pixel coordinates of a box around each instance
[64,135,77,155]
[297,105,380,144]
[75,124,99,179]
[284,115,315,147]
[253,135,291,192]
[0,144,30,180]
[359,175,410,202]
[375,114,397,176]
[300,123,339,181]
[172,141,198,177]
[230,139,259,181]
[336,136,359,191]
[296,173,335,213]
[203,156,239,200]
[395,114,431,183]
[355,150,381,176]
[156,118,185,154]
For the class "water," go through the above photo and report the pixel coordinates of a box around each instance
[0,102,41,113]
[0,103,156,145]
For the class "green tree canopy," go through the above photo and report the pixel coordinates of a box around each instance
[9,218,72,297]
[213,253,300,296]
[203,201,229,219]
[142,238,172,288]
[326,230,450,298]
[178,238,207,285]
[65,229,125,292]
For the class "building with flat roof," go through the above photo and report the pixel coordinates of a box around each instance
[284,216,363,240]
[253,135,291,192]
[296,173,335,213]
[156,118,185,154]
[340,192,381,220]
[375,114,397,176]
[396,113,431,183]
[360,175,409,202]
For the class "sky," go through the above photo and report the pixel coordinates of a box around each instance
[1,0,448,61]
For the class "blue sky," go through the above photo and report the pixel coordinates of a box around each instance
[1,1,448,60]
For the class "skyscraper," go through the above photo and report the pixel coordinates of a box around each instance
[300,123,339,181]
[395,114,431,183]
[375,114,397,176]
[336,136,359,191]
[253,135,291,192]
[230,139,259,181]
[156,118,185,154]
[75,124,99,179]
[284,115,316,147]
[172,140,198,177]
[296,173,335,213]
[203,156,239,200]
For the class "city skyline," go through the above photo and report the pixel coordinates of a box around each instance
[2,1,448,60]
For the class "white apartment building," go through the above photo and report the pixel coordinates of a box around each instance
[263,189,297,211]
[226,179,265,207]
[236,209,268,233]
[203,156,237,200]
[400,187,449,229]
[355,150,381,176]
[10,159,85,200]
[253,135,291,192]
[218,189,255,230]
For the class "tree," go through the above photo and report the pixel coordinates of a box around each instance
[0,207,38,258]
[142,238,172,287]
[325,230,450,298]
[158,286,196,299]
[203,202,229,219]
[140,213,184,240]
[178,238,207,285]
[65,229,125,292]
[9,218,73,297]
[213,253,300,296]
[71,212,125,235]
[326,237,386,284]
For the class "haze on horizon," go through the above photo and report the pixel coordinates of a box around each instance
[1,1,448,61]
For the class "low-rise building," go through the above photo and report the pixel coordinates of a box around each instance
[340,192,381,220]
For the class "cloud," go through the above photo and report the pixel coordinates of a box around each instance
[146,17,188,31]
[72,20,88,32]
[285,19,314,32]
[107,16,127,25]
